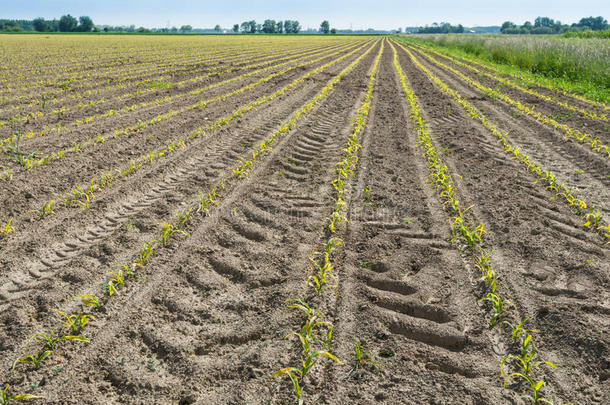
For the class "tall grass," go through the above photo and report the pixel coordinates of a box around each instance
[408,34,609,92]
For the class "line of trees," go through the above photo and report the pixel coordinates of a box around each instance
[501,16,608,34]
[235,19,302,34]
[0,15,96,32]
[416,23,464,34]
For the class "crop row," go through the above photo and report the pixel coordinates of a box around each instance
[391,39,562,404]
[394,40,609,243]
[0,40,380,403]
[407,44,610,157]
[273,40,384,405]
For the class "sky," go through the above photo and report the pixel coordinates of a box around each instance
[3,0,610,30]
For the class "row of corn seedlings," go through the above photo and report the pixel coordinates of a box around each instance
[408,42,607,123]
[405,44,610,157]
[1,42,366,171]
[0,41,379,403]
[0,41,375,246]
[0,42,356,146]
[394,40,610,243]
[272,40,384,405]
[390,39,562,404]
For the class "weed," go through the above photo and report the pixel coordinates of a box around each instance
[348,338,385,378]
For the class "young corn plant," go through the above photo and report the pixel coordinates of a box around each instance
[11,350,51,372]
[32,329,90,351]
[0,218,14,238]
[307,238,342,295]
[475,250,496,293]
[479,292,510,326]
[451,211,485,251]
[500,317,539,340]
[75,294,101,308]
[0,386,42,404]
[41,200,54,217]
[271,367,303,405]
[55,309,93,334]
[501,335,557,378]
[136,241,153,267]
[2,134,37,167]
[157,221,189,246]
[107,269,125,295]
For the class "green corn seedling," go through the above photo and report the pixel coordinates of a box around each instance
[75,294,101,308]
[32,329,90,351]
[0,386,42,404]
[41,200,54,217]
[500,317,538,340]
[136,241,153,267]
[11,350,50,372]
[479,292,510,326]
[0,219,14,238]
[475,250,497,292]
[501,334,556,382]
[271,367,303,405]
[55,310,92,334]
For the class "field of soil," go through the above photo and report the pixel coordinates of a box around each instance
[0,35,608,404]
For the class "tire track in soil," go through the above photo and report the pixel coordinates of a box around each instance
[326,45,502,405]
[0,41,372,242]
[5,41,382,405]
[396,41,610,404]
[0,42,376,312]
[406,45,610,219]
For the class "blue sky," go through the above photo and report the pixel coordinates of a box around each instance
[4,0,610,30]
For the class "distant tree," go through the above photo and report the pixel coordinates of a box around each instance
[534,17,554,28]
[180,25,193,32]
[58,14,78,32]
[170,26,178,32]
[284,20,301,33]
[233,24,239,33]
[0,21,22,32]
[263,19,276,33]
[256,23,262,33]
[276,21,283,33]
[103,26,109,32]
[77,16,94,32]
[500,21,516,33]
[574,16,608,31]
[137,27,151,33]
[214,24,222,32]
[240,22,249,33]
[320,20,329,34]
[249,20,257,33]
[330,28,337,34]
[33,17,53,32]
